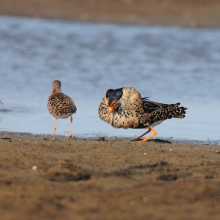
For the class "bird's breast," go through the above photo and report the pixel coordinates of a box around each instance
[109,111,141,129]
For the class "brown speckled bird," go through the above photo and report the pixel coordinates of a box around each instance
[47,80,76,140]
[98,87,187,142]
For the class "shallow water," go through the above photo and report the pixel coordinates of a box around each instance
[0,16,219,143]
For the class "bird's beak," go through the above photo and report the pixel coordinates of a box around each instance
[107,107,114,117]
[107,101,116,117]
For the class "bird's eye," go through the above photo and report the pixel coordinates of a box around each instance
[113,101,116,105]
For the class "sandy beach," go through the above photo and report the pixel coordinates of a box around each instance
[0,0,220,28]
[0,132,220,219]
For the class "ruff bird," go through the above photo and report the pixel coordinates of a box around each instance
[98,87,187,142]
[47,80,76,140]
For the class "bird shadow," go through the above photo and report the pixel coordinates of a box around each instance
[131,138,171,144]
[148,138,172,144]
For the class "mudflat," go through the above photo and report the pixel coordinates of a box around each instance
[0,0,220,28]
[0,132,219,219]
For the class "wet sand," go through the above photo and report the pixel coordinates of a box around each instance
[0,132,220,219]
[0,0,220,28]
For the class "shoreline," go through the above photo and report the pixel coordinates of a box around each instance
[1,131,219,145]
[0,0,220,28]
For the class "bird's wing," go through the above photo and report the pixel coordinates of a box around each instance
[142,98,168,114]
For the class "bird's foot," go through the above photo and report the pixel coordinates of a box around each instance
[137,139,147,143]
[131,138,141,142]
[67,135,74,139]
[51,136,56,141]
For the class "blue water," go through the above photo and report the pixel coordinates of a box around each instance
[0,16,219,143]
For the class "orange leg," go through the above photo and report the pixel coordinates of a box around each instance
[53,119,57,140]
[137,127,157,143]
[68,116,73,139]
[134,128,151,141]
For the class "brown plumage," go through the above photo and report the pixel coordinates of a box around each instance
[98,87,187,142]
[47,80,76,140]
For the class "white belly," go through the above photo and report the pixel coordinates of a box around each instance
[151,120,165,127]
[53,113,73,120]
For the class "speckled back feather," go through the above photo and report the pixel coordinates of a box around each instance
[48,93,76,117]
[141,100,186,127]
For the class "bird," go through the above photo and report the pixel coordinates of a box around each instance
[47,80,76,140]
[98,87,187,143]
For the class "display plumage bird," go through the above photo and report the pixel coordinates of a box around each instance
[47,80,77,140]
[98,87,187,142]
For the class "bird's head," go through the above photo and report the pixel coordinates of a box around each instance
[106,88,123,117]
[52,80,61,93]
